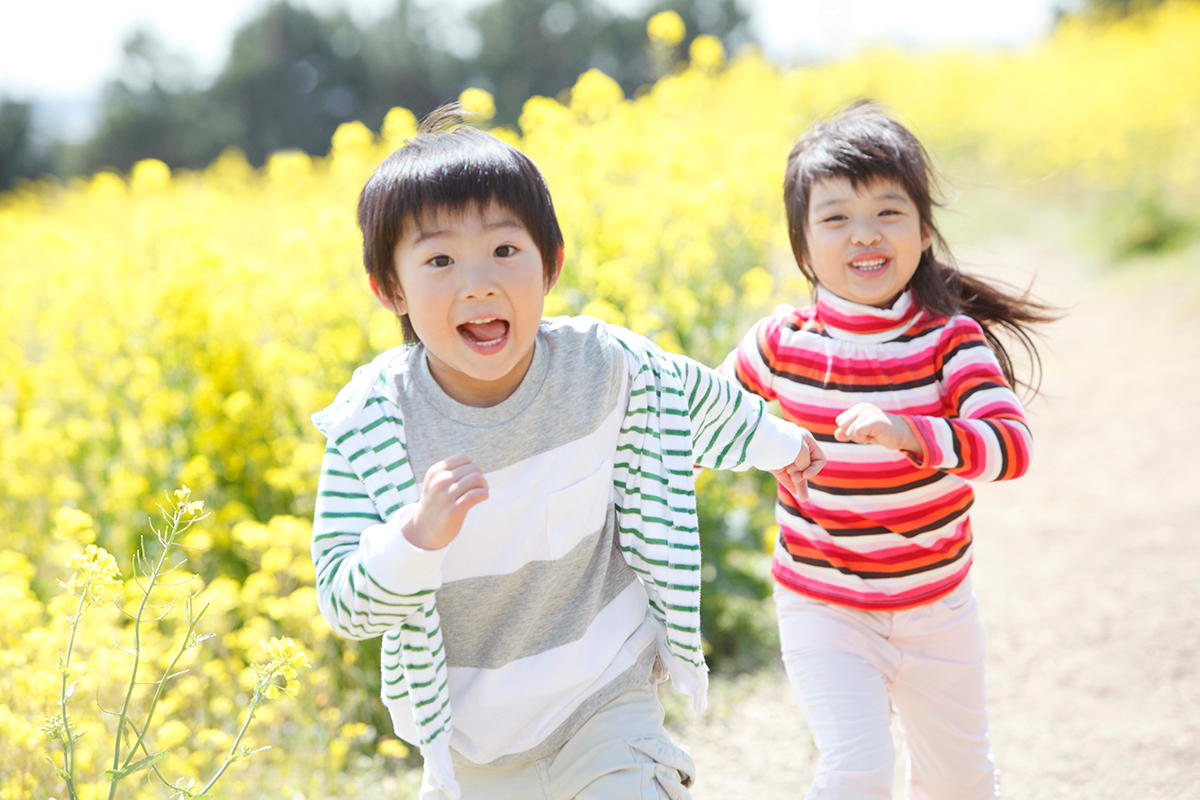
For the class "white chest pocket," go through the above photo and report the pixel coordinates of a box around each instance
[545,457,615,561]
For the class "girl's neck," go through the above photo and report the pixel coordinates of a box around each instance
[813,286,923,341]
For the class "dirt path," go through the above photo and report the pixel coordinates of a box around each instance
[666,243,1200,799]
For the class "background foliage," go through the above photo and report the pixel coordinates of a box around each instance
[1,0,750,183]
[2,2,1200,796]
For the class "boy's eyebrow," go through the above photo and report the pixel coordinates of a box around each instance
[411,214,525,243]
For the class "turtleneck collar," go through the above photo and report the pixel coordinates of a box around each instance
[813,286,923,342]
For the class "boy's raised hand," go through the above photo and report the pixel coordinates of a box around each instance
[769,430,827,502]
[834,403,921,453]
[404,453,489,550]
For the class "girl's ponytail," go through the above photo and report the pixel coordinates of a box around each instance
[910,257,1061,398]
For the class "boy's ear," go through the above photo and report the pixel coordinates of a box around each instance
[370,275,408,316]
[544,246,565,294]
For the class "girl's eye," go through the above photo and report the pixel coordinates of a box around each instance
[821,214,846,224]
[430,255,451,267]
[879,209,901,217]
[494,244,516,257]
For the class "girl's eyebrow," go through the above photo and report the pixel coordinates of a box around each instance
[812,196,850,211]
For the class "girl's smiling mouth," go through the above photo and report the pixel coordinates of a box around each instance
[849,255,889,275]
[458,317,510,349]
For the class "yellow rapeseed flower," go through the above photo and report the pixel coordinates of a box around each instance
[459,87,497,121]
[569,69,625,122]
[647,10,685,47]
[65,544,122,603]
[54,507,96,543]
[689,35,725,70]
[254,636,310,699]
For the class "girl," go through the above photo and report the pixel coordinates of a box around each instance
[721,103,1057,799]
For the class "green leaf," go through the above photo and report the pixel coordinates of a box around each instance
[102,750,168,780]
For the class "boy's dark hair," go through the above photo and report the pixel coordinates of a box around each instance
[358,103,565,343]
[783,101,1059,395]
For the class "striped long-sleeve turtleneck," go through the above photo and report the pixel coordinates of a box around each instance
[722,288,1032,611]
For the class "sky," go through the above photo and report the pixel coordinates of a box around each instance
[1,0,1064,138]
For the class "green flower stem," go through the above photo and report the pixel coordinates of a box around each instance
[56,585,89,800]
[116,604,206,775]
[106,506,191,800]
[198,683,269,795]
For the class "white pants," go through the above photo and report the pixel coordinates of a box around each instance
[775,578,999,800]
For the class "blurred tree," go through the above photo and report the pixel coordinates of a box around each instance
[211,2,376,165]
[360,0,468,124]
[54,0,758,176]
[76,30,232,174]
[1070,0,1166,16]
[464,0,751,126]
[1084,0,1156,12]
[0,100,50,191]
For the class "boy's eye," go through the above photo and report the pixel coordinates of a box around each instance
[430,254,452,267]
[494,244,516,257]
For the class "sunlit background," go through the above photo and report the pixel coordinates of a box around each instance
[2,1,1199,798]
[2,0,1067,171]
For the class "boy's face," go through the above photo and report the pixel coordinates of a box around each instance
[804,176,931,308]
[377,202,561,408]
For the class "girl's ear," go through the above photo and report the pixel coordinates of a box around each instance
[370,275,408,316]
[544,246,565,294]
[921,224,933,252]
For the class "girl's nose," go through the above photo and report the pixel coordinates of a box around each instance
[850,224,881,246]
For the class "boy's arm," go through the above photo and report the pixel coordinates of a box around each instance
[311,445,449,640]
[666,349,817,476]
[836,318,1033,482]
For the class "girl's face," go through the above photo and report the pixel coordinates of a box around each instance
[804,176,931,308]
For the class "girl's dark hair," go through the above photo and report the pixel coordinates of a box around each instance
[783,101,1059,395]
[357,103,565,343]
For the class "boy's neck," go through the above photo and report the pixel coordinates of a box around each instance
[424,340,539,408]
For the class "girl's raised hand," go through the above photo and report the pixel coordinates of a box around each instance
[404,453,489,550]
[834,403,921,453]
[769,429,827,502]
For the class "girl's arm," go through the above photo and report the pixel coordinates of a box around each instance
[835,317,1033,482]
[311,445,450,640]
[717,311,786,405]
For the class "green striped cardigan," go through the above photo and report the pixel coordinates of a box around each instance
[312,321,782,798]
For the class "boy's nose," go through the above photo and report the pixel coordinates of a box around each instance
[460,259,499,298]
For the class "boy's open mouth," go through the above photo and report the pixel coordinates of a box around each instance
[458,317,509,347]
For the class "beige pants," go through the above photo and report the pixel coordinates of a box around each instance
[420,685,695,800]
[776,578,1000,800]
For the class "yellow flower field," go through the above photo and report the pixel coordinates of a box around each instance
[1,3,1198,796]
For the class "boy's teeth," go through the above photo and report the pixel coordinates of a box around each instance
[460,318,508,343]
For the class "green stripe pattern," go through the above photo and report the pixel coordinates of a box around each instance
[310,324,771,789]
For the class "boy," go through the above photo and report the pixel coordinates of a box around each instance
[310,105,825,800]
